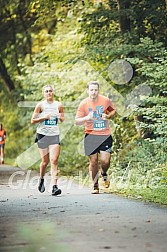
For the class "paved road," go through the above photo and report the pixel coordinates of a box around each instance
[0,165,167,252]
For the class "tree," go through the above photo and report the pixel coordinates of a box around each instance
[0,57,15,91]
[0,0,36,92]
[165,0,167,9]
[116,0,131,33]
[81,0,167,46]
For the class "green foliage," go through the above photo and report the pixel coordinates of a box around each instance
[80,0,167,47]
[108,138,167,204]
[126,38,167,139]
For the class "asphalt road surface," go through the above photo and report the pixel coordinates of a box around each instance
[0,165,167,252]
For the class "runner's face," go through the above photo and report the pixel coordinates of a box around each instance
[43,87,54,100]
[87,84,99,100]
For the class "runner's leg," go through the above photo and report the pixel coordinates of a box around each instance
[100,151,111,188]
[49,144,60,186]
[100,151,111,176]
[88,153,99,188]
[37,148,49,192]
[0,146,2,164]
[38,148,49,178]
[1,146,4,164]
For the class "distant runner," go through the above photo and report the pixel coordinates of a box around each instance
[75,81,115,194]
[31,85,64,196]
[0,123,6,165]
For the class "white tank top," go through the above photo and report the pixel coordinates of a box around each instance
[37,100,60,136]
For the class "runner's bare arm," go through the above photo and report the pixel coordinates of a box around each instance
[58,103,64,122]
[75,111,93,125]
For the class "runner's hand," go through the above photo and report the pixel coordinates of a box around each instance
[56,113,61,119]
[86,111,94,120]
[43,114,51,120]
[101,113,108,120]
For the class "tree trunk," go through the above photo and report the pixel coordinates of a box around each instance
[117,0,131,33]
[165,0,167,9]
[18,0,34,65]
[0,57,15,91]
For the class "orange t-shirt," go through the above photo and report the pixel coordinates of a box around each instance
[0,129,6,144]
[76,95,115,135]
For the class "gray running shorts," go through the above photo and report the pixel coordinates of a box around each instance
[84,134,113,156]
[35,133,60,149]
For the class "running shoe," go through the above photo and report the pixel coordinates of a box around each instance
[38,178,45,193]
[101,173,110,188]
[52,185,62,196]
[102,180,110,188]
[91,186,99,194]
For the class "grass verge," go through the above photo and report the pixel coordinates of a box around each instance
[112,187,167,206]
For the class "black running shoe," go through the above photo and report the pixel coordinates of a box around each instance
[52,185,61,196]
[38,178,45,193]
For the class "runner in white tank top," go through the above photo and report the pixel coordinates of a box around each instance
[37,100,60,136]
[31,85,64,196]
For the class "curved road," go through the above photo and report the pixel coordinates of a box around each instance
[0,165,166,252]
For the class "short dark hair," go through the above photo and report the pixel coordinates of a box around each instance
[87,81,99,89]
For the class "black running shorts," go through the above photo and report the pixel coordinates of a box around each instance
[84,134,113,156]
[35,133,60,149]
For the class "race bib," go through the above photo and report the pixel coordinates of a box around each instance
[0,137,2,141]
[93,120,106,130]
[44,118,58,126]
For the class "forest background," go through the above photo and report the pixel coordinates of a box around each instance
[0,0,167,204]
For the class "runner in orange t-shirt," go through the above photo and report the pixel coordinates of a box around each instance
[75,81,115,194]
[0,123,6,164]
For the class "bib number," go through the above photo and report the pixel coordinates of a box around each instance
[93,120,106,130]
[45,118,58,126]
